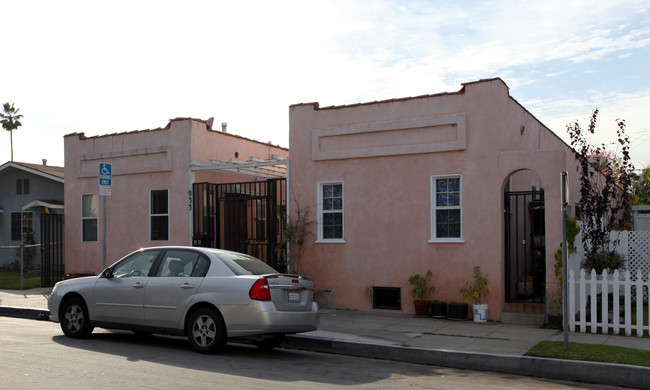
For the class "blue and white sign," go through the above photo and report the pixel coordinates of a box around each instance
[99,163,112,196]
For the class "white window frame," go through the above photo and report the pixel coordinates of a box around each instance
[150,189,170,241]
[430,174,464,243]
[316,181,345,243]
[81,194,98,242]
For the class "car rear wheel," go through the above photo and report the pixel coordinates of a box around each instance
[253,334,285,351]
[60,297,94,338]
[187,308,226,354]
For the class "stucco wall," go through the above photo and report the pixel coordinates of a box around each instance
[289,78,579,320]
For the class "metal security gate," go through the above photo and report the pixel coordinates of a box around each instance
[41,214,64,287]
[192,179,286,270]
[504,190,545,303]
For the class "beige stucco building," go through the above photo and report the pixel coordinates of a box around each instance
[289,78,580,322]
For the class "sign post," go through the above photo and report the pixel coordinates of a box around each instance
[99,163,112,269]
[561,171,570,350]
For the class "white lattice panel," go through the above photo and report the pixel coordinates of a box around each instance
[628,231,650,301]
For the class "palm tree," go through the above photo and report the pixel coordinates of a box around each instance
[0,102,23,161]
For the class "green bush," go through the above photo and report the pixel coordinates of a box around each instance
[581,250,625,274]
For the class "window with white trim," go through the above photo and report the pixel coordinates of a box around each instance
[431,175,462,241]
[150,189,169,241]
[82,194,98,242]
[318,182,343,241]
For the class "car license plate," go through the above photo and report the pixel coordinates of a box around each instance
[288,291,300,303]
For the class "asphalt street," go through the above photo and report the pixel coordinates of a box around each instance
[1,288,649,388]
[0,317,625,390]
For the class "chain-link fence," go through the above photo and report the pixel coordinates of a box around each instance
[0,243,43,290]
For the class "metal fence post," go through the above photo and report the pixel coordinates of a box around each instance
[20,241,24,290]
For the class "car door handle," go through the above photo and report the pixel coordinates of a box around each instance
[132,282,145,289]
[181,283,195,289]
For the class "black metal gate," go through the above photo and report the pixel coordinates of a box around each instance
[192,179,286,270]
[504,190,545,303]
[41,213,64,287]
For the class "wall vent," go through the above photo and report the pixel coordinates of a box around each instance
[372,286,401,310]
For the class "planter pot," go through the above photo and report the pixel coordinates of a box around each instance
[431,301,447,319]
[447,303,468,320]
[413,300,430,317]
[472,303,488,323]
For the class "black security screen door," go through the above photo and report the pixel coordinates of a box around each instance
[192,179,286,270]
[504,190,545,303]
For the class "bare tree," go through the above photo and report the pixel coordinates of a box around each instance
[566,109,634,273]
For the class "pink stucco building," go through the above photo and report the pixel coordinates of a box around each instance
[62,78,581,323]
[64,118,289,274]
[289,78,580,322]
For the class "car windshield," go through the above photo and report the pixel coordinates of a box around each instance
[218,252,278,275]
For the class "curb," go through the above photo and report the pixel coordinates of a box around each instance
[282,335,650,389]
[2,306,648,389]
[0,306,50,321]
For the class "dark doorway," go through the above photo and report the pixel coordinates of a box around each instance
[224,193,248,254]
[504,189,545,303]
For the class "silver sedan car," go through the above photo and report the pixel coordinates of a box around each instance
[48,246,319,353]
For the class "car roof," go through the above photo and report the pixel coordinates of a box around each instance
[136,246,245,256]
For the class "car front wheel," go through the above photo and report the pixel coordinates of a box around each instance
[60,297,94,338]
[187,308,226,354]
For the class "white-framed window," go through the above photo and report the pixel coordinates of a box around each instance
[150,189,169,241]
[81,194,98,242]
[317,181,344,242]
[430,175,463,242]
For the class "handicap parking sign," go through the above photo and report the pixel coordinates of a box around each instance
[99,163,112,195]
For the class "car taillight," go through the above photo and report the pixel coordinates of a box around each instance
[249,278,271,301]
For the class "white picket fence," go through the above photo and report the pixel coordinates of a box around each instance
[569,269,650,336]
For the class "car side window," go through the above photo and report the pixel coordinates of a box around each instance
[157,250,208,277]
[112,251,160,278]
[191,255,210,277]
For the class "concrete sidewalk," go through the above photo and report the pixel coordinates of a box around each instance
[1,288,649,388]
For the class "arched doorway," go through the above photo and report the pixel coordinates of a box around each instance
[504,169,546,303]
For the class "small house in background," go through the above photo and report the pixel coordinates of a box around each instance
[632,205,650,231]
[289,78,581,323]
[0,161,64,283]
[64,118,289,275]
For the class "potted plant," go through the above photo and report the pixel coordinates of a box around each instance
[447,301,468,320]
[408,270,434,317]
[430,299,447,319]
[460,266,489,323]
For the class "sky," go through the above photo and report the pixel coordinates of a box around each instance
[1,0,649,169]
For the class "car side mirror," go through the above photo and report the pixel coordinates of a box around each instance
[101,268,114,278]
